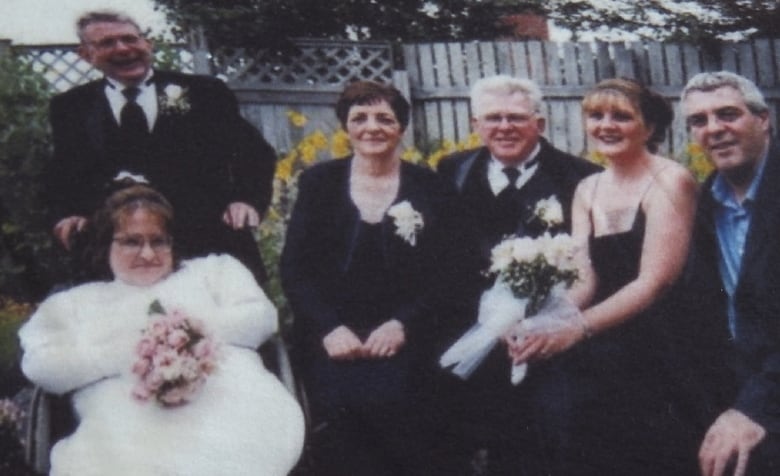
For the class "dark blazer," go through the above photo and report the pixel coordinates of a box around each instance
[280,157,469,403]
[281,158,464,345]
[45,70,275,280]
[438,138,601,318]
[684,139,780,434]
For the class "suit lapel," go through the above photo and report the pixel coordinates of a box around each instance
[739,142,780,282]
[86,82,115,158]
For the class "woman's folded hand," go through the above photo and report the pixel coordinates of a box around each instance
[322,325,364,360]
[363,319,405,359]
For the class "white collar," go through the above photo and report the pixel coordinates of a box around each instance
[486,143,541,196]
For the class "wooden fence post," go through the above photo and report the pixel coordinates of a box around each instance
[189,27,212,75]
[393,70,415,147]
[0,39,12,59]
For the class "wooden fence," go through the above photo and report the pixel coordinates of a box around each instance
[405,39,780,158]
[7,37,780,159]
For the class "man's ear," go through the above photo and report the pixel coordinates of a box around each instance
[536,116,546,133]
[77,44,93,63]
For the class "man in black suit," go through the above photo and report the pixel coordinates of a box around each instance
[45,10,274,282]
[681,71,780,476]
[436,75,599,474]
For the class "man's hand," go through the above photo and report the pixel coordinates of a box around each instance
[53,216,87,250]
[699,409,766,476]
[363,319,405,358]
[322,325,364,360]
[222,202,260,230]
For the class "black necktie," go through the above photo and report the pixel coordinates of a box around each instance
[502,167,520,190]
[120,87,149,136]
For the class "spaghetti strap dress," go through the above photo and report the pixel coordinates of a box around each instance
[556,186,700,475]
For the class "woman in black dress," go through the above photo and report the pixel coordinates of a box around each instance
[281,81,462,475]
[509,78,701,475]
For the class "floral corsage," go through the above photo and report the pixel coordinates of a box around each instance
[131,300,219,406]
[387,200,424,246]
[158,84,191,115]
[531,195,564,229]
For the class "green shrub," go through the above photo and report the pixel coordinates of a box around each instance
[0,53,60,301]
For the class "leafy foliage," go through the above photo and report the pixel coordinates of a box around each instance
[0,54,61,301]
[541,0,780,43]
[152,0,511,51]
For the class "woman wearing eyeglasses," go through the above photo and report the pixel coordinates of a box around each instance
[19,184,304,476]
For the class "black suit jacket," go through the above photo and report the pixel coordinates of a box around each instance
[684,139,780,434]
[438,138,601,310]
[46,70,275,280]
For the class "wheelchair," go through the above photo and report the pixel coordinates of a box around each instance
[22,334,304,475]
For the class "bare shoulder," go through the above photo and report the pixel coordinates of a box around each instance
[646,156,698,210]
[653,156,697,192]
[574,171,602,202]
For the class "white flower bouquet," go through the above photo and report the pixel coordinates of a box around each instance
[440,232,579,383]
[131,300,219,406]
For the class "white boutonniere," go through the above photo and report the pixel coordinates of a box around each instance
[532,195,564,228]
[159,84,191,115]
[387,200,424,246]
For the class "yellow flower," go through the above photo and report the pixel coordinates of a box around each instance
[687,142,705,157]
[401,147,423,164]
[461,132,482,150]
[286,110,308,128]
[426,149,448,170]
[684,142,714,181]
[309,130,329,150]
[299,143,318,165]
[587,150,608,166]
[275,154,296,183]
[330,129,352,158]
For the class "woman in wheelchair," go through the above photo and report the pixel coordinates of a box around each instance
[19,184,304,476]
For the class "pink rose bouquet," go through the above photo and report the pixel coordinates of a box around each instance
[131,300,218,406]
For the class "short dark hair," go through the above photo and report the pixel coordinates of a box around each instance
[84,184,176,280]
[335,81,410,131]
[582,78,673,153]
[76,10,143,43]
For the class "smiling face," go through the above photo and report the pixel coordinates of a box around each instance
[345,100,403,161]
[109,208,173,287]
[79,21,153,86]
[683,86,769,184]
[584,93,651,161]
[472,92,545,166]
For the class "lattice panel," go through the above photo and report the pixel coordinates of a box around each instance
[15,45,195,93]
[212,40,394,88]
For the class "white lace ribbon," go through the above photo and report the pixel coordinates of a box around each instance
[439,283,527,380]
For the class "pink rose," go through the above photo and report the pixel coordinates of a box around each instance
[132,383,152,401]
[136,337,157,357]
[167,329,190,349]
[131,357,151,377]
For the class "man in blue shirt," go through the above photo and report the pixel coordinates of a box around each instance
[682,71,780,476]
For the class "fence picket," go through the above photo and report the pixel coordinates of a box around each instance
[11,38,780,159]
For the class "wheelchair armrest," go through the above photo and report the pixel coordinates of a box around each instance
[24,386,51,474]
[258,334,296,397]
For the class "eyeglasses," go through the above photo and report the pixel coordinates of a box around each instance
[88,34,144,51]
[480,113,537,126]
[113,235,172,255]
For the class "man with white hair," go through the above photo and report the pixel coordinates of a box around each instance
[681,71,780,476]
[436,74,599,474]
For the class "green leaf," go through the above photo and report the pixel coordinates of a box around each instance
[148,299,166,315]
